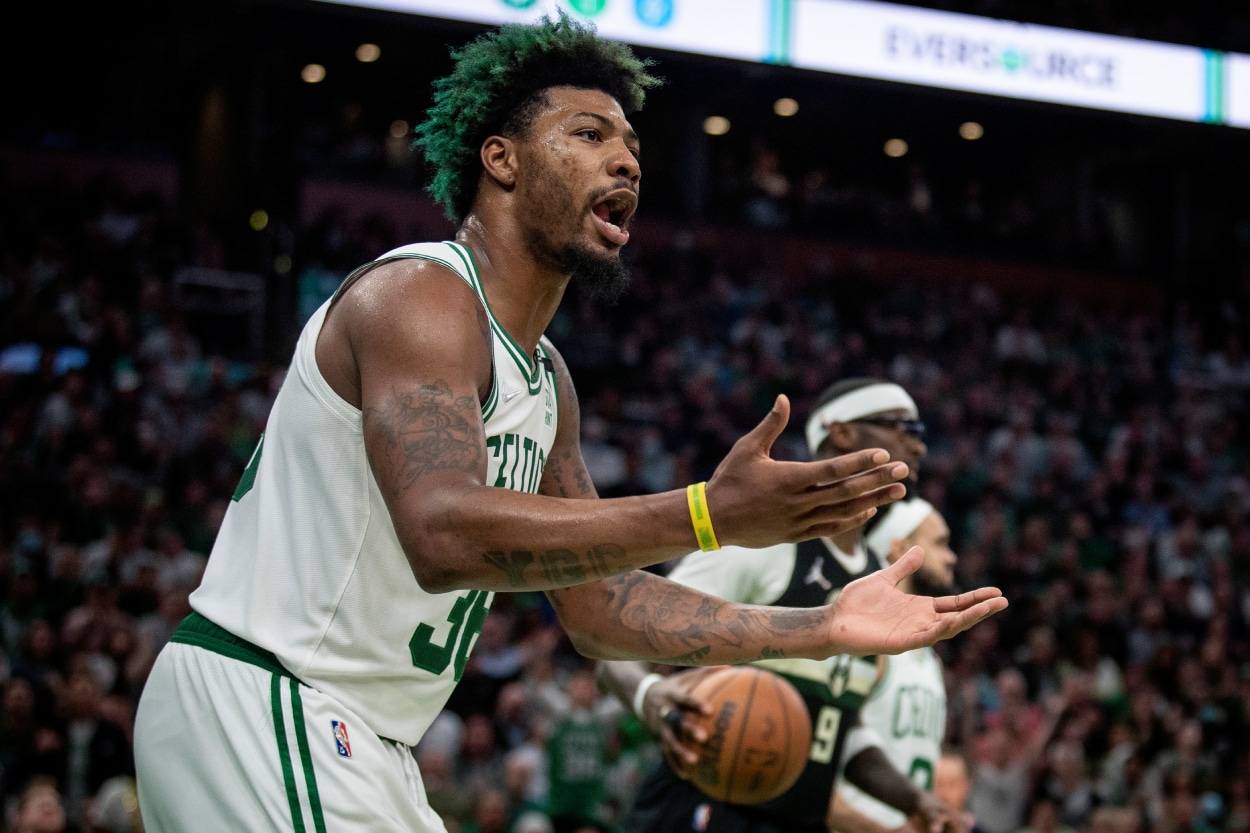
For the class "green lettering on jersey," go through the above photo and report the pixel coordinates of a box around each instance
[486,432,548,492]
[890,685,943,740]
[409,590,491,681]
[232,433,265,502]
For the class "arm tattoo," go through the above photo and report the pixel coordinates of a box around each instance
[481,544,629,588]
[367,381,482,492]
[600,572,824,664]
[546,448,595,498]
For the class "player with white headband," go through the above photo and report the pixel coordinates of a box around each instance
[599,378,966,833]
[830,497,960,833]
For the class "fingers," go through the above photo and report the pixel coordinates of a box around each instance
[931,586,1004,613]
[928,596,1009,642]
[809,460,910,498]
[813,448,896,484]
[877,546,926,586]
[737,395,791,457]
[802,485,907,536]
[659,704,706,769]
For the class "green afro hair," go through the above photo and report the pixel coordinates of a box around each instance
[414,11,661,223]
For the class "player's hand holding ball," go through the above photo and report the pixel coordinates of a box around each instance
[639,668,717,776]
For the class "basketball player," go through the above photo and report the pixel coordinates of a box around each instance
[600,379,962,833]
[132,17,1006,833]
[829,498,958,833]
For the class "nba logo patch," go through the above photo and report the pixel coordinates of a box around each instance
[692,803,711,832]
[331,720,352,758]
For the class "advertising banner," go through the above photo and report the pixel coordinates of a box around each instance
[791,0,1216,123]
[319,0,778,63]
[319,0,1241,127]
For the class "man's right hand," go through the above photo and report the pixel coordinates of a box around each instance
[706,395,909,548]
[640,668,720,777]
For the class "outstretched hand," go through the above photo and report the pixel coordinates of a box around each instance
[828,546,1007,655]
[706,395,910,549]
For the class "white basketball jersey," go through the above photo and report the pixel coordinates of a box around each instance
[191,241,559,745]
[837,647,947,827]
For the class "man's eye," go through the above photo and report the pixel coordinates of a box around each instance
[578,129,600,141]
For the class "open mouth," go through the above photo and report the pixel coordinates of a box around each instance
[590,190,637,246]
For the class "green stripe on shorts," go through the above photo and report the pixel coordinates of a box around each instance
[288,678,328,833]
[271,675,307,833]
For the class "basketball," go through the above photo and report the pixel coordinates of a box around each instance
[684,665,812,805]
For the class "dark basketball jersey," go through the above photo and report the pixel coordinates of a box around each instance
[621,539,882,832]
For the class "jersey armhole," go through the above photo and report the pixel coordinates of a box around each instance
[327,253,497,412]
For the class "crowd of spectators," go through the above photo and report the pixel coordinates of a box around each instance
[1,150,1248,833]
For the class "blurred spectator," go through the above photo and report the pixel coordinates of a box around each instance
[545,668,609,833]
[8,776,66,833]
[419,745,476,830]
[55,668,132,829]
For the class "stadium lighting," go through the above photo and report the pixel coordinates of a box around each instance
[356,43,382,62]
[301,64,327,83]
[959,121,985,140]
[774,97,800,117]
[884,138,909,157]
[703,116,731,135]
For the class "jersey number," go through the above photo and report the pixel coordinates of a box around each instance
[232,433,265,502]
[809,706,843,764]
[909,758,935,790]
[409,590,490,681]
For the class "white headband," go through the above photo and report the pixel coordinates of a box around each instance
[865,498,935,560]
[805,383,919,455]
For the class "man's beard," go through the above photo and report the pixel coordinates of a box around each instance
[911,568,955,598]
[559,243,630,303]
[518,160,632,303]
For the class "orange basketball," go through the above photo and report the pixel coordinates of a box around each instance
[685,665,812,805]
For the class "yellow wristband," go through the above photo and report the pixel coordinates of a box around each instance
[686,481,721,552]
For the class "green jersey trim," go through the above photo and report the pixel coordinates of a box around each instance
[451,243,544,394]
[172,612,291,678]
[331,250,501,419]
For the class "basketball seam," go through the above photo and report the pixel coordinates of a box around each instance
[725,668,760,803]
[774,674,793,797]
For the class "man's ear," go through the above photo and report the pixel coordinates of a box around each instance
[480,136,517,188]
[824,422,858,454]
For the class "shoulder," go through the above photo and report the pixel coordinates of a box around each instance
[333,248,487,337]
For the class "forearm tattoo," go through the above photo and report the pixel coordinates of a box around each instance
[482,544,630,589]
[597,572,826,664]
[544,447,595,498]
[366,381,482,492]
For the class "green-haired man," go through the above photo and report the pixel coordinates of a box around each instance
[133,14,1005,831]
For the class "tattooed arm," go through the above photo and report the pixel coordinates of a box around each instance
[539,349,1004,664]
[319,258,902,589]
[318,257,1005,657]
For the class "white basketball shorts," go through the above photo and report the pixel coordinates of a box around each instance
[134,614,448,832]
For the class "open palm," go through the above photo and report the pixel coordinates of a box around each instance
[828,546,1008,655]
